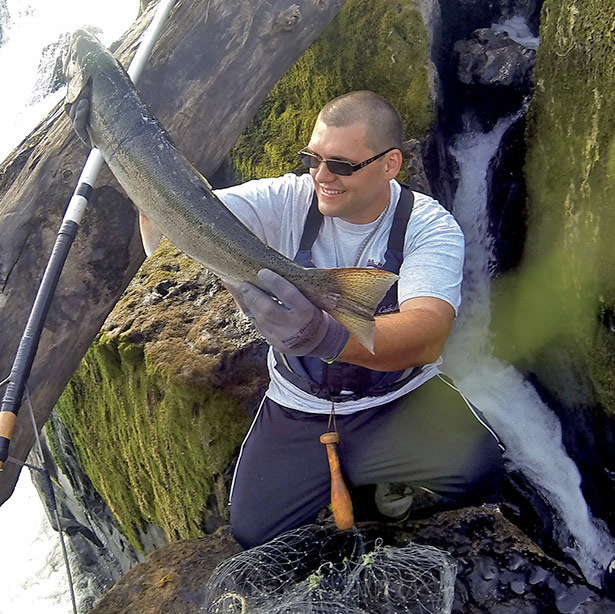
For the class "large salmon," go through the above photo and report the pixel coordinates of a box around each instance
[63,29,398,352]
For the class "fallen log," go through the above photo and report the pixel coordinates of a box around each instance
[0,0,345,505]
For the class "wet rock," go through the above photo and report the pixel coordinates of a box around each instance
[386,506,614,613]
[500,569,526,594]
[529,565,550,585]
[555,585,594,613]
[455,28,536,87]
[90,526,242,614]
[88,507,615,614]
[402,138,432,195]
[469,557,500,601]
[506,552,526,570]
[486,114,528,274]
[29,417,145,585]
[477,555,499,580]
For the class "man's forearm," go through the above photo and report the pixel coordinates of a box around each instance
[335,298,454,371]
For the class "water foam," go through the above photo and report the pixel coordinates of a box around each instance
[492,15,540,49]
[1,473,76,613]
[0,0,139,160]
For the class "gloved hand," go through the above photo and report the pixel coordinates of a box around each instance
[66,83,92,147]
[235,269,349,361]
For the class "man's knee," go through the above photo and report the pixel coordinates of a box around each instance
[230,491,330,549]
[230,506,269,550]
[458,433,505,503]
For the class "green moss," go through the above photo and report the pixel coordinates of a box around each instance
[229,0,434,181]
[492,1,615,414]
[55,335,250,549]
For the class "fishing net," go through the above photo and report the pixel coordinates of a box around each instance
[201,525,457,614]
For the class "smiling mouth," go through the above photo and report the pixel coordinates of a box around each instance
[320,186,344,196]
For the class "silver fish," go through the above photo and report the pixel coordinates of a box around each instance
[64,29,398,352]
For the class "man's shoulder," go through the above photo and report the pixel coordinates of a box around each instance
[264,173,314,210]
[397,188,464,252]
[408,190,460,226]
[405,188,443,209]
[238,172,312,193]
[215,173,313,215]
[216,171,307,191]
[394,183,446,212]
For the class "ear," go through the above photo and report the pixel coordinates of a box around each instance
[383,149,403,179]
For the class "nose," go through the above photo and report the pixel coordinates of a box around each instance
[312,160,336,182]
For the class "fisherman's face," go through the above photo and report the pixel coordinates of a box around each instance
[306,119,399,224]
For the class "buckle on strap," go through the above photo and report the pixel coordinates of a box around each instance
[274,351,422,402]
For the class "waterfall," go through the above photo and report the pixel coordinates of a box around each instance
[0,0,139,160]
[442,18,615,586]
[1,472,77,612]
[0,1,138,611]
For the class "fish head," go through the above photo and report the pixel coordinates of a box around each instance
[63,29,100,105]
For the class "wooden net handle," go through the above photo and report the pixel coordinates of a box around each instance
[320,432,353,530]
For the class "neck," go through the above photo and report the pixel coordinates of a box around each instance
[349,189,391,224]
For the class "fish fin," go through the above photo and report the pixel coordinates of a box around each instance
[138,212,164,257]
[322,267,398,354]
[64,56,90,106]
[65,74,89,106]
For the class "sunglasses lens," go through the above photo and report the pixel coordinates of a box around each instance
[326,160,353,176]
[299,152,320,169]
[298,151,355,175]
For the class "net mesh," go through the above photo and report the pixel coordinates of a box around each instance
[201,525,457,614]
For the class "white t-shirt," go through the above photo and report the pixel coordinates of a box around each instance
[215,174,464,414]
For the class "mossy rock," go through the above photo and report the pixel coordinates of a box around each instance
[492,0,615,415]
[229,0,435,181]
[54,242,268,549]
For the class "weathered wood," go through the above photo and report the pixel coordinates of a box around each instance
[0,0,345,505]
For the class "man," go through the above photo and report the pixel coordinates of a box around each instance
[214,91,504,549]
[69,87,503,548]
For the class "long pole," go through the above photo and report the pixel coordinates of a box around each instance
[0,0,178,471]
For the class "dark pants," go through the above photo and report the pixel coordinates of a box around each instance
[229,374,504,548]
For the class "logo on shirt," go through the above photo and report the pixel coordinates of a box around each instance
[376,304,399,315]
[366,258,384,269]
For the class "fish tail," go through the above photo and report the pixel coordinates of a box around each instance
[319,267,398,354]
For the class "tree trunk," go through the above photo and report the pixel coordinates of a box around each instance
[0,0,345,505]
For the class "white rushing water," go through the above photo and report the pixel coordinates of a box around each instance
[0,0,139,160]
[0,1,138,611]
[443,17,615,586]
[492,15,540,49]
[1,472,76,613]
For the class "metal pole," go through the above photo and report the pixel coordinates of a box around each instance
[0,0,178,470]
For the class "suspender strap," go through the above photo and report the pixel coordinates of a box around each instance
[386,186,414,256]
[376,186,414,313]
[297,185,414,261]
[297,192,322,252]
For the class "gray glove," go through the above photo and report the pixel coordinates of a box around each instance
[66,83,92,147]
[237,269,349,361]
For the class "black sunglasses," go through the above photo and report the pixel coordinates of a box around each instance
[298,147,396,176]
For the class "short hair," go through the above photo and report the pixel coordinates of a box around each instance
[317,91,403,152]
